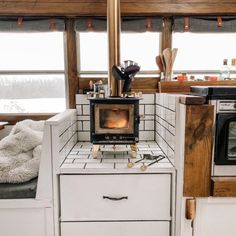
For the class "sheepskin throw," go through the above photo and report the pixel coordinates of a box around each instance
[0,119,45,183]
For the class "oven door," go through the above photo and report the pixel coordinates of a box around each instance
[214,113,236,165]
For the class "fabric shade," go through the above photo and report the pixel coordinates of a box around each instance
[75,16,163,32]
[0,17,65,32]
[173,16,236,33]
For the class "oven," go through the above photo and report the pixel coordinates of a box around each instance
[214,101,236,165]
[191,86,236,176]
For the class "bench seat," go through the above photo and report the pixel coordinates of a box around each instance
[0,178,37,199]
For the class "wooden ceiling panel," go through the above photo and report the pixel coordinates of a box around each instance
[0,1,235,16]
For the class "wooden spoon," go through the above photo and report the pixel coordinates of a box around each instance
[163,48,172,80]
[155,55,164,72]
[171,48,178,70]
[160,53,166,72]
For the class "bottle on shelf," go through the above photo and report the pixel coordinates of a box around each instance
[219,59,230,80]
[230,58,236,79]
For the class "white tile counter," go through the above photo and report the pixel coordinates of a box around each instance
[60,141,174,174]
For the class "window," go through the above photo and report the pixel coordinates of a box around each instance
[0,32,66,113]
[78,31,160,75]
[79,32,108,72]
[172,32,236,78]
[121,32,160,72]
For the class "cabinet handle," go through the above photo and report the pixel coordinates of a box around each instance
[103,195,128,201]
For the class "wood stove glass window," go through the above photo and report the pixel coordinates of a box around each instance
[228,121,236,159]
[95,104,134,134]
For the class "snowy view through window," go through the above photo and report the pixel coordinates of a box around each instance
[0,32,66,113]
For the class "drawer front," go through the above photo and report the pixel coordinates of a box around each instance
[60,174,171,221]
[61,221,170,236]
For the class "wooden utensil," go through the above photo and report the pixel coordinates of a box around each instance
[160,53,166,72]
[171,48,178,70]
[163,48,172,80]
[155,55,164,72]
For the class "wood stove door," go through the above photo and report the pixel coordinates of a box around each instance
[95,104,134,134]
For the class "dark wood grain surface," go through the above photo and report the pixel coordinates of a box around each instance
[183,104,214,197]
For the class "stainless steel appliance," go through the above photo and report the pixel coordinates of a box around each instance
[191,86,236,175]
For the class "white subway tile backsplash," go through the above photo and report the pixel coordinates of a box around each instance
[139,120,144,131]
[83,121,90,131]
[140,94,155,104]
[145,104,155,115]
[77,121,83,131]
[139,104,145,115]
[76,105,82,115]
[77,115,90,121]
[83,105,90,115]
[139,131,155,141]
[78,131,90,141]
[145,120,154,130]
[144,115,155,120]
[76,94,89,105]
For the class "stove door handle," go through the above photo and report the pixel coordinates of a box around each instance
[103,195,128,201]
[136,116,141,124]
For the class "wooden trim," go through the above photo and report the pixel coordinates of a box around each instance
[159,80,236,93]
[161,17,172,52]
[0,114,55,125]
[78,77,160,94]
[179,95,206,105]
[66,18,78,109]
[1,2,236,16]
[211,177,236,197]
[185,198,196,220]
[183,104,214,197]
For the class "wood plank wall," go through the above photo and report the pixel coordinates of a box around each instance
[0,0,236,15]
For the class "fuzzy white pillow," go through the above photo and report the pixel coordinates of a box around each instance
[0,120,44,183]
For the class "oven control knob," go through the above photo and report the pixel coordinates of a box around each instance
[105,136,109,140]
[113,136,117,140]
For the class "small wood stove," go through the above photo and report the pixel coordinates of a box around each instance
[89,97,140,158]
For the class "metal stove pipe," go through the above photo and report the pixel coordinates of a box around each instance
[107,0,122,97]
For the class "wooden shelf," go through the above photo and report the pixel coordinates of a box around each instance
[212,177,236,197]
[158,80,236,93]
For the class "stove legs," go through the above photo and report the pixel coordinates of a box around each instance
[92,144,137,159]
[130,144,137,158]
[92,145,100,159]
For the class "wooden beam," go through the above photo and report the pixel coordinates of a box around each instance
[183,104,214,197]
[161,17,172,52]
[211,177,236,197]
[66,18,78,109]
[1,1,236,16]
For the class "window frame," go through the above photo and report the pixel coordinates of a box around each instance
[0,31,67,116]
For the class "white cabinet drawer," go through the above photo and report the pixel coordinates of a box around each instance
[60,174,171,221]
[61,221,170,236]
